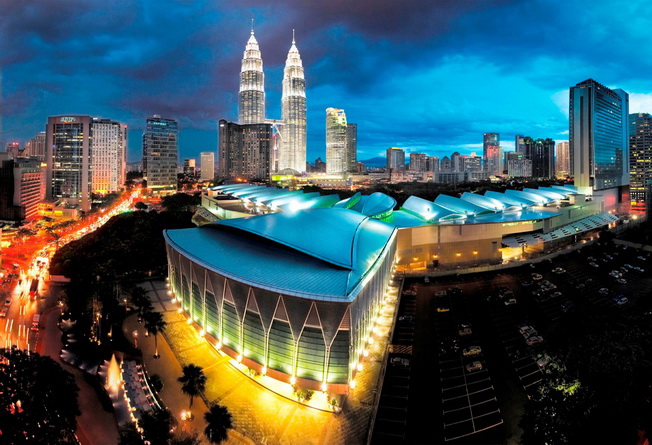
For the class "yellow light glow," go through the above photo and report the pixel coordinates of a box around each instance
[357,363,363,372]
[456,253,462,257]
[321,382,328,392]
[261,366,267,375]
[350,380,356,389]
[237,354,243,363]
[473,251,478,255]
[290,375,296,385]
[186,318,193,324]
[363,349,369,357]
[199,329,205,337]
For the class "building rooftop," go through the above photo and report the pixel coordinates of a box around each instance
[165,208,396,301]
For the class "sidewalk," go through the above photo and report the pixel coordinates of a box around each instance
[123,313,252,445]
[39,307,120,445]
[127,279,397,445]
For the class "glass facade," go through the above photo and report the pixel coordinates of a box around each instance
[570,79,629,191]
[280,39,307,173]
[142,115,178,192]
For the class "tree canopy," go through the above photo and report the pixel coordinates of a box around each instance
[0,349,80,444]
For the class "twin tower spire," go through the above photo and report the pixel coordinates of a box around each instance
[238,25,307,173]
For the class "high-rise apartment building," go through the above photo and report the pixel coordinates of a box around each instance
[200,152,215,181]
[505,152,532,178]
[451,152,463,172]
[523,137,555,178]
[218,119,272,180]
[90,118,127,194]
[239,29,265,124]
[570,79,629,194]
[463,153,483,172]
[46,115,127,210]
[515,134,526,155]
[346,123,357,173]
[0,152,45,222]
[483,133,502,175]
[143,115,178,194]
[629,113,652,209]
[24,131,46,162]
[326,108,348,174]
[5,142,21,159]
[555,141,570,178]
[183,158,196,176]
[409,153,427,172]
[386,147,405,171]
[440,156,451,172]
[426,156,440,173]
[280,34,307,173]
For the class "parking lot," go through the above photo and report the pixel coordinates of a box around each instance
[371,239,652,443]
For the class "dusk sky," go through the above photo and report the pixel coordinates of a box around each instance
[2,0,652,164]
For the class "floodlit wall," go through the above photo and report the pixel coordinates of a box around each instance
[165,231,396,393]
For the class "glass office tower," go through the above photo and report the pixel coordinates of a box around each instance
[570,79,629,192]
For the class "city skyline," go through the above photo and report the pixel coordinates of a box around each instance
[2,1,652,164]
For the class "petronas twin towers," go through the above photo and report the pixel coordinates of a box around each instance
[238,28,307,173]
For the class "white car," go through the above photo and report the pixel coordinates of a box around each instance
[519,325,537,338]
[536,356,551,368]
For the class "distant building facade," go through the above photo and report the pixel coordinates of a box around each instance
[346,123,357,173]
[90,118,127,194]
[218,119,272,180]
[143,115,179,194]
[386,147,405,171]
[184,159,196,176]
[200,152,215,181]
[555,141,570,178]
[325,108,348,174]
[629,113,652,209]
[409,153,427,172]
[483,133,502,175]
[0,152,45,222]
[505,152,532,177]
[524,137,555,178]
[24,131,46,162]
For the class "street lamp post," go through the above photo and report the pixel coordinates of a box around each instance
[133,330,138,348]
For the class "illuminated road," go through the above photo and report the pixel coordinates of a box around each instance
[0,189,140,351]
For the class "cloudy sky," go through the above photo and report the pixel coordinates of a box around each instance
[1,0,651,163]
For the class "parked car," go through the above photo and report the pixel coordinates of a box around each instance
[465,361,483,373]
[599,288,610,296]
[458,324,472,336]
[436,306,450,313]
[551,291,563,298]
[521,280,533,287]
[398,315,414,323]
[518,325,537,338]
[390,357,411,368]
[609,270,622,278]
[526,335,544,346]
[462,345,482,356]
[531,273,543,281]
[434,290,447,297]
[589,262,599,268]
[613,295,628,305]
[616,278,627,285]
[536,356,551,368]
[552,267,566,274]
[504,298,518,306]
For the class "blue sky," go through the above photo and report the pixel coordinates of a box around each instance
[2,0,652,164]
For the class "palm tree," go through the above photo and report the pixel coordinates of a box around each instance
[204,404,233,444]
[131,286,152,321]
[144,311,167,358]
[178,364,207,416]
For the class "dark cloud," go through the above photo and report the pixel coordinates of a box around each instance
[1,0,651,162]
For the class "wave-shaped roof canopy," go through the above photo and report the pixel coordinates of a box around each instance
[166,208,396,300]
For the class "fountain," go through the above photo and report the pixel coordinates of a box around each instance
[106,353,122,392]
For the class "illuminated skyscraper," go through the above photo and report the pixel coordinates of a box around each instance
[46,115,125,212]
[200,152,215,181]
[570,79,629,194]
[629,113,652,209]
[238,27,265,125]
[280,32,307,173]
[483,133,502,175]
[142,115,178,194]
[326,108,347,173]
[409,153,427,172]
[523,137,555,178]
[555,141,570,178]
